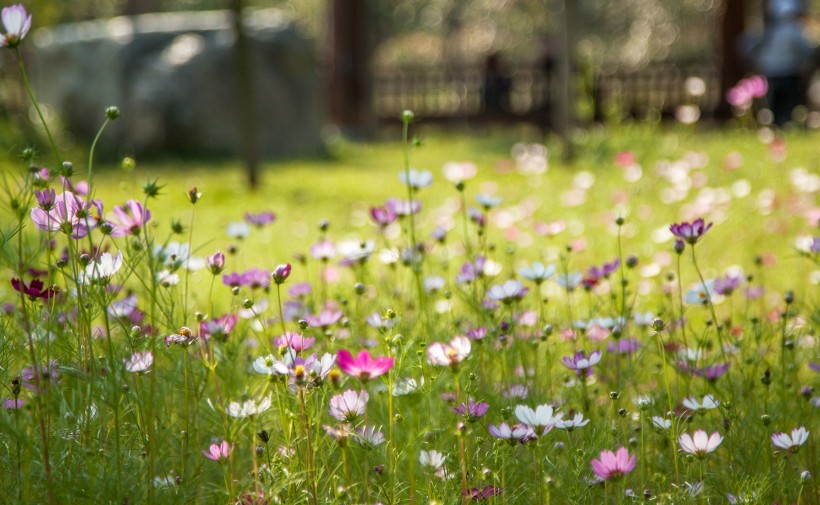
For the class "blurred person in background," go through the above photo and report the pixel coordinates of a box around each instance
[741,0,817,125]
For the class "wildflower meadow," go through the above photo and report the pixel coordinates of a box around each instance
[1,4,819,505]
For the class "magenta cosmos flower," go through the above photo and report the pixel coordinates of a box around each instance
[590,447,636,481]
[0,4,32,48]
[669,219,713,245]
[336,349,394,381]
[679,430,723,457]
[273,331,315,352]
[202,440,233,462]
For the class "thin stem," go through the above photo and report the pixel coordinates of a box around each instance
[15,48,61,165]
[86,117,111,193]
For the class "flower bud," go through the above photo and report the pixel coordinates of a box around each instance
[105,106,121,120]
[207,252,225,275]
[187,187,202,204]
[401,109,415,123]
[674,239,685,255]
[272,263,291,285]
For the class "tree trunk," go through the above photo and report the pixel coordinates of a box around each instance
[123,0,158,15]
[716,0,746,119]
[231,0,260,188]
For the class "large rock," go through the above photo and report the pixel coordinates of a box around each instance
[30,9,322,157]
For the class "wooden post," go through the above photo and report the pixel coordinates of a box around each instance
[230,0,260,188]
[326,0,374,137]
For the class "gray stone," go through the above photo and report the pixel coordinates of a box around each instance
[29,9,322,157]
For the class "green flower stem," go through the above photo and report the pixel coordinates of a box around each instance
[15,47,61,165]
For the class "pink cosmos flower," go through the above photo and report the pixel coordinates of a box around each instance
[112,200,151,235]
[336,349,394,381]
[199,314,238,341]
[590,447,636,481]
[452,401,489,421]
[272,263,291,284]
[273,332,315,352]
[562,350,602,375]
[244,211,276,227]
[207,251,225,275]
[306,308,343,328]
[669,219,713,245]
[679,430,723,457]
[310,240,337,260]
[488,422,537,444]
[202,440,233,462]
[369,205,398,228]
[463,485,503,501]
[0,4,32,48]
[427,336,471,367]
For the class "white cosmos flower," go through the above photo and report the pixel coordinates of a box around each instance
[156,270,180,287]
[392,376,423,396]
[652,416,672,430]
[154,242,205,270]
[124,351,153,373]
[771,426,809,452]
[679,430,723,456]
[227,397,272,418]
[554,413,589,431]
[519,262,556,283]
[682,394,720,412]
[80,251,123,285]
[514,404,562,431]
[226,221,251,239]
[419,450,447,469]
[399,169,433,189]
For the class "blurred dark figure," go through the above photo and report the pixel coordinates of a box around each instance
[481,52,511,114]
[741,0,816,125]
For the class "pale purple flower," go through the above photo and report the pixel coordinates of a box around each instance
[502,384,528,399]
[207,251,225,275]
[199,314,238,341]
[466,327,487,341]
[669,219,713,245]
[452,401,489,421]
[329,390,369,422]
[385,198,421,216]
[310,240,336,260]
[306,309,343,328]
[34,189,56,210]
[3,398,24,409]
[30,191,97,238]
[22,360,61,393]
[369,205,398,228]
[0,4,32,48]
[713,274,741,296]
[202,440,233,462]
[591,447,636,481]
[463,485,503,500]
[124,351,153,373]
[288,282,312,298]
[607,338,641,354]
[771,427,809,453]
[679,430,723,456]
[486,280,529,304]
[488,422,537,444]
[244,211,276,227]
[562,350,602,375]
[242,268,271,290]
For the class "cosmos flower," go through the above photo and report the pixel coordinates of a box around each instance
[112,200,151,235]
[514,404,562,434]
[685,280,715,305]
[590,447,636,481]
[463,485,503,501]
[713,274,741,296]
[306,308,343,328]
[488,422,537,444]
[329,390,369,422]
[124,352,153,373]
[227,397,272,418]
[771,427,809,453]
[310,240,336,261]
[370,205,398,228]
[273,332,315,352]
[682,394,720,412]
[555,413,590,431]
[202,440,233,462]
[427,336,471,367]
[679,430,723,457]
[486,280,529,304]
[652,416,672,430]
[399,169,433,189]
[0,4,32,48]
[272,263,292,284]
[669,219,713,245]
[199,314,238,341]
[11,278,56,301]
[419,450,447,470]
[336,349,394,381]
[80,251,124,285]
[452,401,489,421]
[244,211,276,227]
[354,425,385,448]
[30,191,97,238]
[206,251,225,275]
[519,262,556,283]
[562,350,602,375]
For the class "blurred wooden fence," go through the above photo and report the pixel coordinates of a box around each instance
[374,62,721,127]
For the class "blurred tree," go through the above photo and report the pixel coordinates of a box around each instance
[123,0,159,15]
